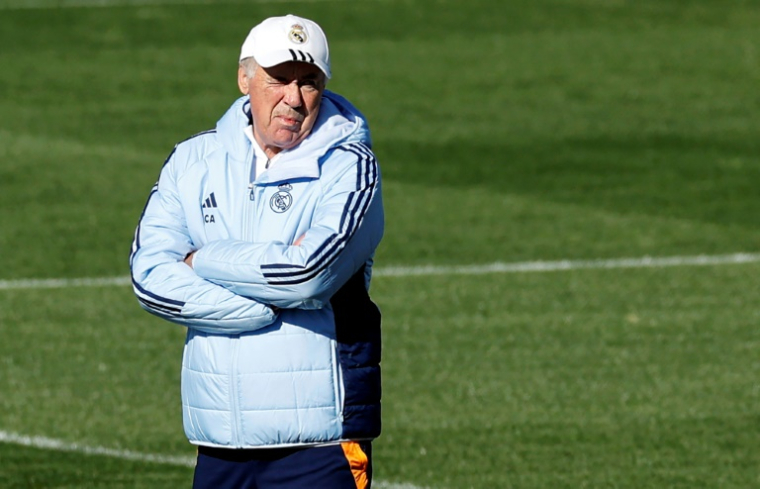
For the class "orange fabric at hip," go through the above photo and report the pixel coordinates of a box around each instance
[340,442,369,489]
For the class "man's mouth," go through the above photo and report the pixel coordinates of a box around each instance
[281,117,300,126]
[277,114,304,128]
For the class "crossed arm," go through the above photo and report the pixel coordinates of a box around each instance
[183,231,304,269]
[130,144,383,332]
[129,160,278,334]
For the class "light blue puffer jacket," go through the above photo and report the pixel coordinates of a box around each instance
[129,91,383,448]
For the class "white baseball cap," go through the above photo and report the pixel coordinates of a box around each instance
[239,15,332,79]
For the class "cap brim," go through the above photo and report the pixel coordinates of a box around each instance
[256,49,332,79]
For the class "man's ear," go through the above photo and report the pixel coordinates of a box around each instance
[237,66,249,95]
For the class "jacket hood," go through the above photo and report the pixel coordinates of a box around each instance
[215,90,372,182]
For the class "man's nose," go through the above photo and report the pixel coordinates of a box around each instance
[283,81,303,108]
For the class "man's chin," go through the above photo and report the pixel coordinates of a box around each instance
[274,129,311,149]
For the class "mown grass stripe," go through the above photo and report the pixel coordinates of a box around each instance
[0,0,354,9]
[0,430,429,489]
[0,253,758,291]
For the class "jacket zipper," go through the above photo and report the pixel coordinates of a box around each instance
[331,341,344,421]
[229,336,242,447]
[242,150,256,242]
[230,153,256,447]
[247,157,271,242]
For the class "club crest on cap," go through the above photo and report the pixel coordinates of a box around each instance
[288,24,307,44]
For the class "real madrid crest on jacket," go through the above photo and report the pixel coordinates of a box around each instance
[129,89,384,449]
[270,183,293,213]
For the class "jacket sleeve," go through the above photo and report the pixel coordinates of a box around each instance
[191,143,384,310]
[129,148,278,334]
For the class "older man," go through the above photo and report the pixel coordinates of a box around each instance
[129,14,383,489]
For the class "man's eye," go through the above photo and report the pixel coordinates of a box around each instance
[266,75,287,84]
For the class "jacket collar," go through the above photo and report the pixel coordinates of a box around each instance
[216,90,371,183]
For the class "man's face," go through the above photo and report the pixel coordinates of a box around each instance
[238,61,325,158]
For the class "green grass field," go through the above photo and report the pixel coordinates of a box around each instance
[1,0,759,487]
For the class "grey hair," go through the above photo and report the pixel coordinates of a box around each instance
[239,57,259,78]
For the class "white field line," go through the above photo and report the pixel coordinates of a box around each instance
[0,430,429,489]
[0,276,132,290]
[0,430,195,466]
[0,0,356,9]
[1,253,759,291]
[374,252,760,277]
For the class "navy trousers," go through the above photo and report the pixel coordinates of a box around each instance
[192,442,372,489]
